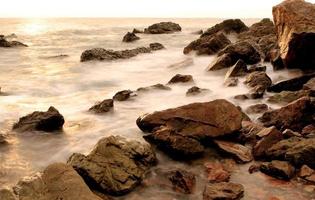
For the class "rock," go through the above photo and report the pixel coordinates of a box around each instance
[144,22,181,34]
[224,78,238,87]
[268,73,315,92]
[303,77,315,91]
[271,53,285,71]
[183,33,231,55]
[234,94,249,100]
[150,42,165,51]
[248,85,266,99]
[214,140,253,163]
[302,124,315,136]
[168,74,193,84]
[207,53,235,71]
[143,127,205,159]
[67,136,156,195]
[282,129,302,139]
[132,28,143,34]
[245,104,268,114]
[122,32,140,42]
[285,138,315,168]
[259,97,314,131]
[247,65,267,73]
[113,90,134,101]
[248,163,261,174]
[238,121,264,144]
[239,18,276,41]
[267,90,312,104]
[299,165,315,183]
[245,72,272,89]
[13,107,64,132]
[137,99,243,139]
[0,188,17,200]
[204,162,230,183]
[203,182,244,200]
[186,86,208,96]
[260,160,295,180]
[253,126,283,158]
[224,59,248,81]
[265,137,303,160]
[273,0,315,69]
[0,37,27,48]
[137,84,171,92]
[201,19,248,38]
[89,99,114,114]
[168,169,196,194]
[13,163,103,200]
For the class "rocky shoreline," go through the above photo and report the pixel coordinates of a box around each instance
[1,0,315,199]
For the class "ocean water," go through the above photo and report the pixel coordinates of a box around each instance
[0,18,313,199]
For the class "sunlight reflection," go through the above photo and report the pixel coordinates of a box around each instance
[20,19,48,35]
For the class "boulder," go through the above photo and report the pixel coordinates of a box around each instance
[268,73,315,92]
[113,90,134,101]
[267,90,312,104]
[214,140,253,163]
[204,162,230,183]
[201,19,248,38]
[122,32,140,42]
[273,0,315,69]
[13,107,64,132]
[13,163,103,200]
[150,43,165,51]
[245,104,268,114]
[207,53,235,71]
[67,136,157,195]
[245,72,272,89]
[89,99,114,114]
[167,169,196,194]
[168,74,193,84]
[183,33,231,55]
[260,160,295,180]
[259,97,314,131]
[224,59,248,81]
[299,165,315,183]
[137,84,171,92]
[265,137,303,160]
[203,182,244,200]
[144,22,181,34]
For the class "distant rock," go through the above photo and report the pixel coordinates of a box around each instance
[0,36,27,48]
[203,182,244,200]
[89,99,113,114]
[137,83,171,92]
[13,106,64,132]
[167,169,196,194]
[201,19,248,38]
[122,32,140,42]
[168,74,193,84]
[149,42,165,51]
[113,90,134,101]
[144,22,181,34]
[132,28,144,34]
[186,86,208,96]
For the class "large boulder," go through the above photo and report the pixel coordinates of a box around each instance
[144,22,181,34]
[273,0,315,69]
[183,33,231,55]
[203,182,244,200]
[13,107,64,132]
[201,19,248,38]
[122,32,140,42]
[67,136,156,195]
[13,163,103,200]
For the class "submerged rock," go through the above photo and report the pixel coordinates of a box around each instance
[203,182,244,200]
[67,136,156,195]
[89,99,114,114]
[13,107,64,132]
[122,32,140,42]
[186,86,208,96]
[144,22,181,34]
[167,169,196,194]
[137,83,171,92]
[260,160,295,180]
[201,19,248,38]
[273,0,315,69]
[168,74,193,84]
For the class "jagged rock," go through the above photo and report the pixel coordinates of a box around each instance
[224,59,248,81]
[201,19,248,38]
[167,169,196,194]
[13,107,64,132]
[183,33,231,55]
[137,84,171,92]
[144,22,181,34]
[268,73,315,92]
[113,90,134,101]
[224,78,238,87]
[204,162,230,183]
[89,99,114,114]
[122,32,140,42]
[203,182,244,200]
[260,160,295,180]
[299,165,315,183]
[245,104,268,114]
[150,43,165,51]
[186,86,208,96]
[207,53,235,71]
[67,136,156,195]
[132,28,143,34]
[168,74,193,84]
[273,0,315,69]
[267,90,312,104]
[214,140,253,163]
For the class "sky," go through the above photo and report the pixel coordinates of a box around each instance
[1,0,315,18]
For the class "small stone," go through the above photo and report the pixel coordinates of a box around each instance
[168,169,196,194]
[168,74,193,84]
[224,78,238,87]
[89,99,114,114]
[204,162,230,183]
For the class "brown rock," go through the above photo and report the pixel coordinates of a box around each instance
[137,83,171,92]
[245,104,268,114]
[267,90,312,104]
[245,71,272,89]
[260,160,295,180]
[302,124,315,136]
[122,32,140,42]
[168,74,193,84]
[89,99,113,114]
[214,140,253,163]
[224,78,238,87]
[201,19,248,38]
[224,59,248,81]
[144,22,181,34]
[299,165,315,183]
[113,90,134,101]
[150,43,165,51]
[168,169,196,194]
[207,53,235,71]
[204,162,230,183]
[186,86,208,96]
[203,182,244,200]
[268,73,315,92]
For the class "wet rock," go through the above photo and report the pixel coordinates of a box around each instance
[13,106,64,132]
[183,33,231,55]
[268,73,315,92]
[203,182,244,200]
[186,86,208,96]
[89,99,114,114]
[273,0,315,69]
[260,160,295,180]
[299,165,315,183]
[0,37,27,48]
[207,53,235,71]
[214,140,253,163]
[122,32,140,42]
[67,136,156,195]
[0,188,17,200]
[245,104,268,114]
[224,78,238,87]
[149,42,165,51]
[245,71,272,89]
[204,162,230,183]
[282,129,302,139]
[265,137,303,160]
[253,126,283,158]
[267,90,312,104]
[132,28,143,34]
[259,97,314,131]
[168,169,196,194]
[303,77,315,91]
[144,22,181,34]
[201,19,248,38]
[247,65,267,73]
[248,85,266,99]
[224,59,248,81]
[113,90,133,101]
[168,74,193,84]
[137,99,243,139]
[13,163,103,200]
[233,94,249,100]
[137,84,171,92]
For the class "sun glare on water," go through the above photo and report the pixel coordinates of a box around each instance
[20,20,48,35]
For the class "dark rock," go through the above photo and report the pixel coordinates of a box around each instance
[13,107,64,132]
[89,99,113,114]
[204,162,230,183]
[285,138,315,168]
[224,59,248,81]
[203,182,244,200]
[299,165,315,183]
[132,28,143,34]
[302,124,315,136]
[201,19,248,38]
[67,136,156,195]
[239,18,276,40]
[282,129,302,139]
[0,37,27,48]
[245,71,272,89]
[214,140,253,163]
[248,85,266,99]
[224,78,238,87]
[233,94,249,100]
[168,169,196,194]
[267,90,312,104]
[260,160,295,180]
[303,77,315,91]
[271,53,285,71]
[265,137,303,160]
[247,65,267,73]
[150,43,165,51]
[113,90,133,101]
[248,163,261,174]
[122,32,140,42]
[245,104,268,114]
[183,33,231,55]
[186,86,208,96]
[144,22,181,34]
[207,53,235,71]
[273,0,315,69]
[168,74,193,84]
[137,84,171,92]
